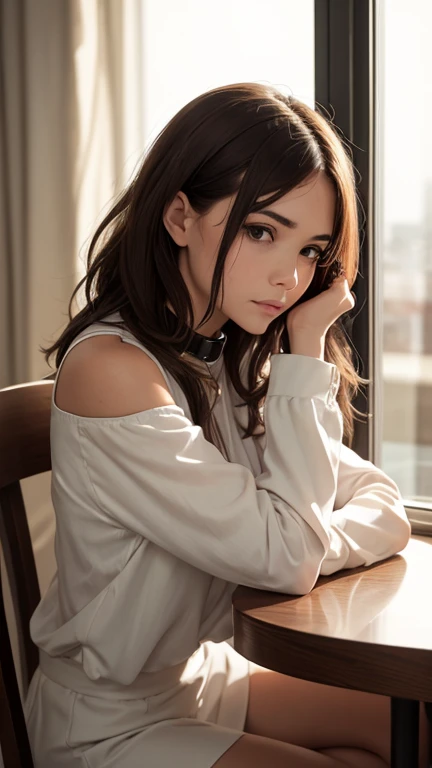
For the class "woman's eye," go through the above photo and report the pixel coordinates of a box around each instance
[301,246,323,261]
[243,225,274,242]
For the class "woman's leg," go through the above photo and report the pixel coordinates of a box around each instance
[212,732,387,767]
[244,668,430,767]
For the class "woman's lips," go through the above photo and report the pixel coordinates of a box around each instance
[253,301,283,315]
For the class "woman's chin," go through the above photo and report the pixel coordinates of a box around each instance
[228,316,277,336]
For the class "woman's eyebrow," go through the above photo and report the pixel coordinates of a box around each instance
[257,210,331,242]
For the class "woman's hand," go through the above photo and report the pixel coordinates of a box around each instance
[286,274,356,360]
[287,273,355,335]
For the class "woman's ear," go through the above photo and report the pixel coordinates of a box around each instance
[163,191,197,246]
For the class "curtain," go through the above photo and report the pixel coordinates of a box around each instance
[0,0,144,388]
[0,0,145,708]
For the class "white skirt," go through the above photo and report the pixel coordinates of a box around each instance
[25,641,256,768]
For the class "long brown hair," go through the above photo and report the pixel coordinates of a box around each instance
[42,82,365,454]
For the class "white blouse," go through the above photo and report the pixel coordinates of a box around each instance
[30,313,411,687]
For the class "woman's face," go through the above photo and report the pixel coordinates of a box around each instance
[166,171,336,337]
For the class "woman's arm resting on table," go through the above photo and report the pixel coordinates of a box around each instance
[319,443,411,576]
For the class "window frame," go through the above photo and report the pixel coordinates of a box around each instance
[314,0,432,534]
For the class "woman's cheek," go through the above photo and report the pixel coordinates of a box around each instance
[287,265,317,304]
[300,262,318,290]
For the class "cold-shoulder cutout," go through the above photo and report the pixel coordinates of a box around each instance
[54,334,175,418]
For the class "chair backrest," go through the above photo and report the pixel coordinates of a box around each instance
[0,377,54,768]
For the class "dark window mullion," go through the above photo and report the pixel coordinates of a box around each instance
[315,0,375,461]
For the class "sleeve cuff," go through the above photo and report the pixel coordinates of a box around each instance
[267,353,340,402]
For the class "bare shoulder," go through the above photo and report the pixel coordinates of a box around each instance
[55,334,175,417]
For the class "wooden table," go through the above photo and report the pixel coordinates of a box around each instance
[232,535,432,768]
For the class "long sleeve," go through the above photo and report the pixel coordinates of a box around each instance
[319,443,411,576]
[78,353,343,596]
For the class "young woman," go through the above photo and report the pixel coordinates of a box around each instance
[26,82,429,767]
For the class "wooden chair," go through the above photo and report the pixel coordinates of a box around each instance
[0,375,55,768]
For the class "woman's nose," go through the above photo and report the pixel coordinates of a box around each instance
[270,263,299,292]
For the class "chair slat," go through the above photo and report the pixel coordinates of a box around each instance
[0,379,54,767]
[0,381,53,488]
[0,483,41,691]
[0,571,34,767]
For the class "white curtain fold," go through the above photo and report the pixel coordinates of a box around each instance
[1,0,145,387]
[1,0,78,386]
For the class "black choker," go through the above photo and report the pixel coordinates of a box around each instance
[185,327,227,363]
[165,307,227,363]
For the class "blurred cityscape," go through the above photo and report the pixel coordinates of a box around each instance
[382,180,432,500]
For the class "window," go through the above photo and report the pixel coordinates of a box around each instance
[141,0,314,146]
[378,0,432,531]
[315,0,432,533]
